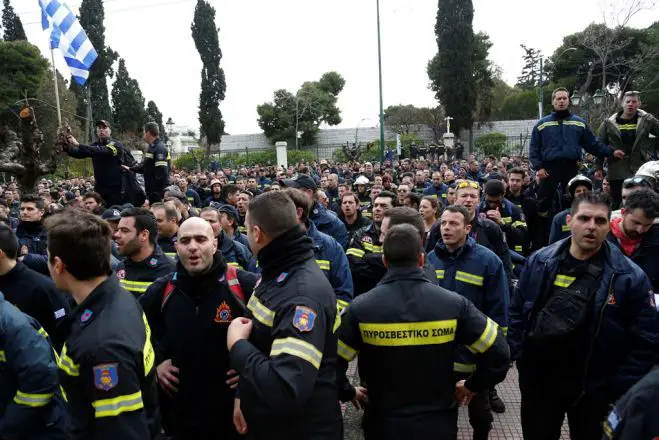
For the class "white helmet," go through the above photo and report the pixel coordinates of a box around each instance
[636,161,659,181]
[355,176,370,186]
[567,175,593,196]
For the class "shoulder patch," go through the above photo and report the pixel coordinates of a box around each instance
[116,270,126,279]
[81,309,93,322]
[293,306,316,332]
[93,363,119,391]
[214,301,232,323]
[149,258,158,267]
[276,272,288,283]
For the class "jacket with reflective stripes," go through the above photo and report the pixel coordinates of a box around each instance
[308,221,353,307]
[477,198,530,255]
[310,201,349,249]
[0,293,68,440]
[427,237,510,372]
[219,230,253,271]
[58,276,160,440]
[549,208,571,245]
[116,246,175,297]
[64,138,125,193]
[347,223,385,296]
[423,183,449,203]
[229,247,342,439]
[336,267,510,421]
[530,112,613,170]
[157,234,177,259]
[509,239,659,399]
[130,138,169,196]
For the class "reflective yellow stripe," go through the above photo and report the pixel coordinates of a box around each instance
[0,350,5,362]
[538,121,559,131]
[554,274,576,288]
[514,245,523,252]
[333,311,342,333]
[155,161,168,167]
[501,326,508,336]
[119,279,152,293]
[362,211,372,218]
[454,362,476,373]
[337,340,358,362]
[145,153,154,159]
[502,217,512,224]
[359,320,457,347]
[14,390,54,407]
[107,144,118,156]
[619,124,637,130]
[564,120,586,128]
[164,252,176,258]
[469,318,498,353]
[247,295,275,327]
[270,337,323,369]
[435,269,445,280]
[92,391,144,418]
[238,226,247,233]
[227,262,244,270]
[512,221,527,228]
[455,271,484,287]
[58,344,80,377]
[362,242,382,253]
[561,224,570,232]
[142,313,155,376]
[38,327,49,339]
[316,259,331,271]
[336,299,349,316]
[346,248,365,258]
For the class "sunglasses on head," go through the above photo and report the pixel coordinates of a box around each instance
[457,181,480,190]
[623,176,650,189]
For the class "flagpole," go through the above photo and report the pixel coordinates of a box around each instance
[50,48,62,125]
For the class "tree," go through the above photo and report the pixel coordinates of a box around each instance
[145,100,165,138]
[418,106,445,144]
[256,72,345,146]
[0,41,49,114]
[111,58,146,134]
[70,0,117,124]
[428,0,475,135]
[191,0,226,158]
[636,23,659,114]
[2,0,26,41]
[516,44,542,90]
[384,105,425,135]
[473,32,496,124]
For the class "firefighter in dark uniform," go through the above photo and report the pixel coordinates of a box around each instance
[45,210,160,440]
[336,224,510,440]
[427,205,510,440]
[0,292,69,440]
[114,208,175,297]
[64,120,128,207]
[128,122,170,204]
[603,368,659,439]
[141,218,259,439]
[228,191,342,439]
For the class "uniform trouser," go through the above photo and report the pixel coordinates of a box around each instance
[521,392,611,440]
[608,179,624,209]
[363,409,458,440]
[537,160,578,215]
[99,190,125,208]
[455,372,493,440]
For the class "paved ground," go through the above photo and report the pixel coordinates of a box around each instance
[343,364,571,440]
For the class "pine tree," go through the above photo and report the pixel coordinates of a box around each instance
[111,58,146,134]
[145,101,165,138]
[516,44,542,90]
[427,0,476,135]
[191,0,226,157]
[2,0,27,41]
[70,0,117,123]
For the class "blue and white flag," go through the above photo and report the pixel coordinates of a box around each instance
[39,0,97,85]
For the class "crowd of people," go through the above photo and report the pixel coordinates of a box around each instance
[1,87,659,440]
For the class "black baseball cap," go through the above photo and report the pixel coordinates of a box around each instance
[280,174,317,191]
[95,120,110,128]
[218,204,240,224]
[101,208,121,221]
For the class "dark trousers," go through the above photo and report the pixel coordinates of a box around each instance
[537,160,579,215]
[363,409,458,440]
[521,392,611,440]
[609,179,624,209]
[455,373,492,440]
[99,190,125,208]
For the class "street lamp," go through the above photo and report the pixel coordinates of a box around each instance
[570,90,583,107]
[592,89,605,106]
[166,118,175,137]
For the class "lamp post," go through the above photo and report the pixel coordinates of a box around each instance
[442,116,455,153]
[166,117,175,154]
[538,47,577,119]
[376,0,385,162]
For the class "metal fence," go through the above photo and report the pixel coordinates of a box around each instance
[469,133,532,160]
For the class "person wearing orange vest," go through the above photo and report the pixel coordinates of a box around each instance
[140,218,259,439]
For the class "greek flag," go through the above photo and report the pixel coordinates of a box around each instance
[38,0,97,85]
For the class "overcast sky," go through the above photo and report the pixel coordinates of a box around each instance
[19,0,658,134]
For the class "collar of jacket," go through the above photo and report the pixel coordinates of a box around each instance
[379,266,429,284]
[537,238,629,274]
[219,230,235,253]
[68,275,118,323]
[306,221,324,251]
[124,245,164,267]
[0,260,26,280]
[609,109,648,124]
[477,198,513,216]
[608,223,659,250]
[434,235,476,259]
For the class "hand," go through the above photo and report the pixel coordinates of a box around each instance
[225,369,240,390]
[537,168,549,179]
[156,359,179,395]
[227,317,253,350]
[455,380,475,406]
[594,170,603,180]
[233,398,248,434]
[613,149,625,160]
[351,386,368,410]
[66,135,79,146]
[486,210,503,225]
[121,165,130,171]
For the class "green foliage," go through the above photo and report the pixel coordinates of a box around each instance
[2,0,26,41]
[635,25,659,115]
[111,58,146,134]
[191,0,226,156]
[384,105,426,134]
[516,44,542,90]
[474,132,508,157]
[495,86,555,120]
[174,149,316,171]
[0,41,49,114]
[70,0,117,123]
[473,32,495,123]
[257,72,345,146]
[145,100,165,137]
[428,0,476,134]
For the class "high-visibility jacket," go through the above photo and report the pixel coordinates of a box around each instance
[116,246,175,296]
[477,198,530,255]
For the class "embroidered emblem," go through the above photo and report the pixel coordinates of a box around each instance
[149,258,158,267]
[116,270,126,279]
[81,309,93,322]
[607,291,617,305]
[276,272,288,283]
[361,236,373,244]
[93,363,119,391]
[292,306,316,332]
[214,301,232,323]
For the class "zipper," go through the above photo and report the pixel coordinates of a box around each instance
[575,273,615,405]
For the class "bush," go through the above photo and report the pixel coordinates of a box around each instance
[474,132,508,157]
[174,149,317,171]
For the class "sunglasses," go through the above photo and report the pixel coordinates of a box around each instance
[457,181,480,190]
[623,176,650,189]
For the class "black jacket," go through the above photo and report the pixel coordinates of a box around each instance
[604,368,659,439]
[58,276,161,440]
[0,262,70,351]
[65,138,125,193]
[116,246,175,297]
[131,138,169,196]
[230,227,343,440]
[15,221,48,256]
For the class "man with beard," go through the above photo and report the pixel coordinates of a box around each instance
[340,192,372,240]
[15,194,48,256]
[114,208,175,297]
[142,218,258,439]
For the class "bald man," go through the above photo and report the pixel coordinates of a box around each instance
[140,217,259,439]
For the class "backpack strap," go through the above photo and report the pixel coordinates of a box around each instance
[161,274,177,310]
[226,265,245,308]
